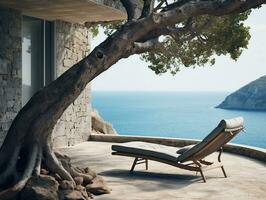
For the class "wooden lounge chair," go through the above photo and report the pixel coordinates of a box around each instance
[111,117,244,182]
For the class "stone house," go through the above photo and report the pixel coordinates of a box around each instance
[0,1,125,147]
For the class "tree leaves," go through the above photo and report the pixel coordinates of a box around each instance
[96,9,251,75]
[141,12,251,75]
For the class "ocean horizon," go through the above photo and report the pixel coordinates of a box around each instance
[92,91,266,149]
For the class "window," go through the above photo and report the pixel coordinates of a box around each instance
[22,16,55,105]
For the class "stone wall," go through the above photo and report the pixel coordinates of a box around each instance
[52,21,92,147]
[0,7,22,145]
[0,9,92,147]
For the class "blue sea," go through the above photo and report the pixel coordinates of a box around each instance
[92,91,266,149]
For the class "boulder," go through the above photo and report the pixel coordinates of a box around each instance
[84,167,97,178]
[85,176,111,195]
[75,185,92,199]
[74,176,84,185]
[59,180,75,190]
[91,108,118,135]
[21,175,59,200]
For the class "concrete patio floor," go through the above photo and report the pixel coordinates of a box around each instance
[59,141,266,200]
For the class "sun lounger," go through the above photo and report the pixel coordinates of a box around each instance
[111,117,244,182]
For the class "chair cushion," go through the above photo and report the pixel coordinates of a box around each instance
[112,117,244,164]
[223,117,244,132]
[112,141,180,162]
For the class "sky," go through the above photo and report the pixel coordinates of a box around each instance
[91,6,266,92]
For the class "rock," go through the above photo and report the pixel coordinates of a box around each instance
[84,167,97,178]
[82,174,93,185]
[59,190,89,200]
[21,175,59,200]
[59,180,75,190]
[75,185,85,192]
[85,176,111,195]
[217,75,266,111]
[75,185,92,198]
[91,108,118,135]
[74,176,84,185]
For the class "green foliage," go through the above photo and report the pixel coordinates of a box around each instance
[90,25,100,38]
[141,12,251,75]
[97,11,251,75]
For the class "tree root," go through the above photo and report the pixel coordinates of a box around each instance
[43,143,74,182]
[0,145,21,186]
[0,140,109,200]
[54,152,95,184]
[0,144,38,200]
[33,148,42,176]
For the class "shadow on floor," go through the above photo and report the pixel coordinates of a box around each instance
[100,169,203,190]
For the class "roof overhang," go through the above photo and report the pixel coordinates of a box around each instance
[0,0,126,24]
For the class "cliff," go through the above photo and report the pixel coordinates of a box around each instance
[217,75,266,111]
[91,108,118,135]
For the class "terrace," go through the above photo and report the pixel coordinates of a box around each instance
[59,135,266,200]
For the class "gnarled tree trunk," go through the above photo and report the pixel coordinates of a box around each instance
[0,0,264,199]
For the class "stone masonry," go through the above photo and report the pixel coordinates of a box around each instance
[0,7,92,147]
[52,21,92,147]
[0,7,22,145]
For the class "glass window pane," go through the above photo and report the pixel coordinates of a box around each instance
[22,16,43,105]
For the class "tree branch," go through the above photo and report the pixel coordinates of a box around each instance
[137,19,191,43]
[231,0,266,13]
[153,0,266,28]
[134,39,164,54]
[140,0,155,18]
[123,39,165,58]
[186,19,213,42]
[121,0,265,59]
[154,0,166,11]
[120,0,143,21]
[161,0,190,12]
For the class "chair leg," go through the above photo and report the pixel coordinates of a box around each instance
[193,160,207,183]
[145,159,148,170]
[199,169,206,183]
[130,157,138,172]
[221,166,227,178]
[195,164,198,176]
[218,148,227,178]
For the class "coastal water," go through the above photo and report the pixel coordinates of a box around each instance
[92,91,266,149]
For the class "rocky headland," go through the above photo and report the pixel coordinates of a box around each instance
[217,75,266,111]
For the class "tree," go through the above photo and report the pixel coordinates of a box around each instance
[0,0,265,199]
